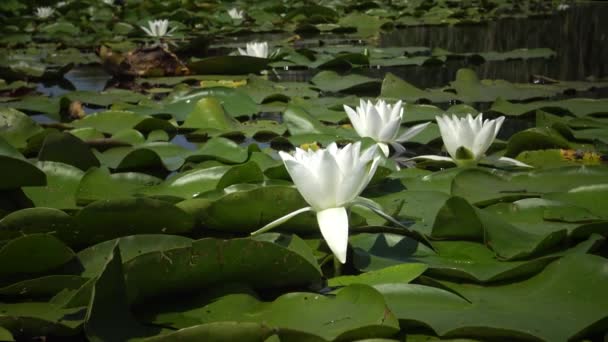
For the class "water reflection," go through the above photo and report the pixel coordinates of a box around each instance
[64,65,112,92]
[379,2,608,86]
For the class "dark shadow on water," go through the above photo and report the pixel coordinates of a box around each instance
[379,2,608,85]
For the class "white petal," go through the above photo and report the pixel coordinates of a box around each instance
[141,26,154,36]
[378,117,402,141]
[409,155,456,163]
[344,105,367,136]
[471,117,501,159]
[389,142,406,156]
[378,143,390,157]
[250,207,313,235]
[483,156,533,168]
[436,115,460,158]
[395,122,431,142]
[317,207,349,264]
[282,159,326,210]
[238,48,247,56]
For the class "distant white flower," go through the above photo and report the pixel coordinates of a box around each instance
[238,41,269,58]
[344,99,430,156]
[35,7,54,18]
[56,1,68,8]
[557,3,570,11]
[140,19,175,38]
[103,0,115,5]
[413,113,530,168]
[251,142,386,263]
[228,8,244,19]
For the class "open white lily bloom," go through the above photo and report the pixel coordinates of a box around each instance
[238,42,269,58]
[140,19,175,38]
[251,142,381,263]
[344,99,430,157]
[228,8,244,19]
[414,113,530,167]
[35,7,54,18]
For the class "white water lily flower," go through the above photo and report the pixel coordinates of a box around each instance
[140,19,175,38]
[228,8,244,19]
[35,7,54,18]
[238,41,269,58]
[103,0,115,5]
[251,142,382,263]
[344,99,430,156]
[414,113,530,167]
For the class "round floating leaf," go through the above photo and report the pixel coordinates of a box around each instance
[188,137,249,164]
[145,284,398,341]
[73,198,194,247]
[124,236,322,304]
[182,97,238,130]
[0,275,87,298]
[161,87,258,120]
[311,71,380,93]
[100,142,190,171]
[350,233,585,283]
[0,108,43,150]
[72,110,175,135]
[22,161,84,209]
[376,254,608,341]
[194,185,317,233]
[0,234,75,281]
[85,243,158,342]
[380,73,457,103]
[76,234,194,278]
[0,302,84,339]
[145,162,265,200]
[0,207,73,241]
[37,131,100,171]
[75,167,162,205]
[328,263,428,287]
[0,137,46,190]
[138,322,275,342]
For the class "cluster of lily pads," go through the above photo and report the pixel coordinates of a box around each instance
[1,0,608,341]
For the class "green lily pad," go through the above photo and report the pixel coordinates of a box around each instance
[0,302,84,339]
[328,263,428,287]
[75,167,162,205]
[311,71,380,93]
[37,131,100,171]
[189,184,317,233]
[0,275,87,298]
[0,137,46,190]
[0,108,43,150]
[72,110,176,135]
[76,235,194,278]
[0,234,74,281]
[138,322,274,342]
[141,161,264,200]
[72,198,194,247]
[376,254,608,341]
[380,73,457,103]
[0,207,73,241]
[84,243,158,342]
[123,236,322,304]
[144,284,398,341]
[490,97,608,117]
[22,161,84,209]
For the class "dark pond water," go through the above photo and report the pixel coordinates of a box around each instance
[37,3,608,98]
[375,2,608,88]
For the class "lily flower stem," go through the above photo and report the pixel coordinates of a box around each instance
[333,256,343,277]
